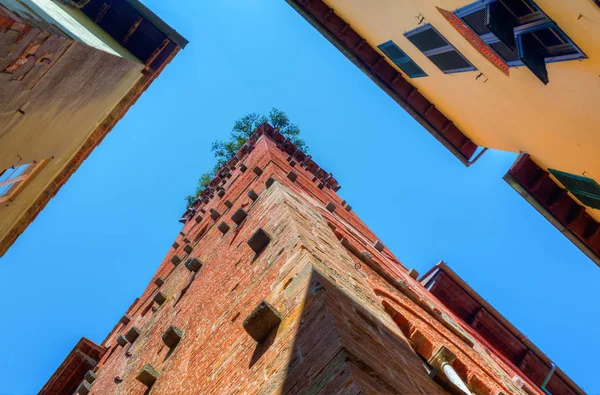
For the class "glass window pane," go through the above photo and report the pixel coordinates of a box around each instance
[429,51,473,72]
[407,28,448,52]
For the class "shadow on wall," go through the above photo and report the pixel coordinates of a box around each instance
[249,268,449,394]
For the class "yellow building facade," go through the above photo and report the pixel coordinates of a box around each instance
[0,0,186,257]
[288,0,600,266]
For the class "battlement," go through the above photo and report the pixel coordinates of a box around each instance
[181,122,341,222]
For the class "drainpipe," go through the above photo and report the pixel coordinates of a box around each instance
[466,147,489,167]
[428,346,472,395]
[541,363,556,395]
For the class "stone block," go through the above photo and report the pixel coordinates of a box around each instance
[162,325,184,348]
[253,166,263,176]
[265,177,275,189]
[373,240,385,252]
[119,315,131,325]
[428,346,456,371]
[172,242,179,249]
[243,300,282,343]
[325,202,336,212]
[154,292,167,306]
[116,334,128,347]
[183,244,193,254]
[210,209,221,220]
[154,277,165,287]
[125,326,141,343]
[136,364,159,388]
[231,208,247,226]
[217,190,225,198]
[171,255,182,266]
[224,200,233,209]
[218,221,230,234]
[185,258,203,272]
[75,381,91,395]
[408,268,419,280]
[248,190,259,201]
[248,228,270,254]
[194,215,203,223]
[84,370,96,384]
[287,171,298,182]
[240,163,247,172]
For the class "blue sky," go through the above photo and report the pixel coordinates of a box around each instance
[0,1,598,394]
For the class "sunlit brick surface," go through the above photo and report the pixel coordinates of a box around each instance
[45,124,549,394]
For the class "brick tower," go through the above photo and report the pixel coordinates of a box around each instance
[41,124,582,394]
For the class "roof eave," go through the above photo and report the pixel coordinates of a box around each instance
[503,155,600,269]
[285,0,479,166]
[424,261,586,395]
[121,0,188,48]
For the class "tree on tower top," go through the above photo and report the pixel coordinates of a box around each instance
[185,108,307,206]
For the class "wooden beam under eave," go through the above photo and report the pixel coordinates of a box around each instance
[122,16,143,45]
[94,2,110,24]
[470,307,485,328]
[144,38,169,70]
[519,350,531,371]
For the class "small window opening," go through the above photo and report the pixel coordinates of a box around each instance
[455,0,586,84]
[405,25,476,74]
[378,40,427,78]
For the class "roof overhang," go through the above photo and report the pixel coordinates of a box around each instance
[39,337,106,394]
[60,0,188,48]
[421,262,584,395]
[504,153,600,268]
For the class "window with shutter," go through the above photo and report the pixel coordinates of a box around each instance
[404,25,476,74]
[377,41,427,78]
[455,0,586,84]
[549,169,600,210]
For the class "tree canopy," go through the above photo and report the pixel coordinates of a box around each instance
[185,109,307,207]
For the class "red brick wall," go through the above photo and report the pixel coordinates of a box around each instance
[49,125,538,394]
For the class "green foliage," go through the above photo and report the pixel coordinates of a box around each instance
[186,108,307,207]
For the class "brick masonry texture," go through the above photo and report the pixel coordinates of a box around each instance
[45,124,550,394]
[0,5,73,89]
